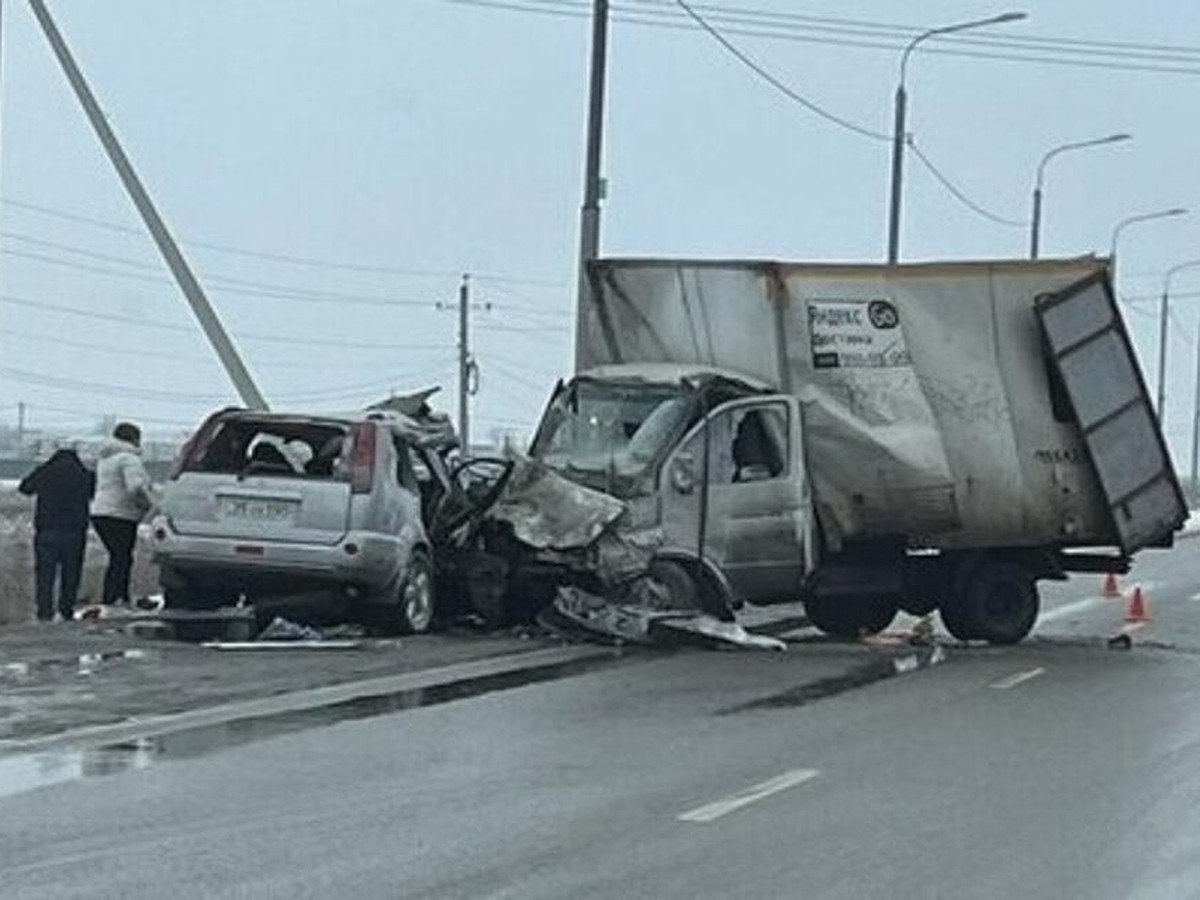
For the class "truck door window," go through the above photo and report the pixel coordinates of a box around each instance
[710,404,789,484]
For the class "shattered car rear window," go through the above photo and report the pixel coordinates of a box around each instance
[185,417,350,479]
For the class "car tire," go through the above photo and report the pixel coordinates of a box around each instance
[389,550,436,636]
[961,561,1038,646]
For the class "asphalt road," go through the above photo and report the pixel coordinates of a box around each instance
[4,539,1200,899]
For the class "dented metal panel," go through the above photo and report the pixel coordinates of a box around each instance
[582,257,1132,549]
[487,458,625,551]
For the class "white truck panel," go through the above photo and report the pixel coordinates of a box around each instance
[581,257,1181,551]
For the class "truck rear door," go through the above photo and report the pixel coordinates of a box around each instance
[1036,271,1187,553]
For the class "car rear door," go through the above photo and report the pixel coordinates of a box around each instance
[1036,270,1187,552]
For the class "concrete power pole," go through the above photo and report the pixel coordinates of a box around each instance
[574,0,609,367]
[27,0,267,410]
[457,275,474,451]
[16,401,25,450]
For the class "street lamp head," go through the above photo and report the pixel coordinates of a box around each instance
[899,11,1029,84]
[1105,133,1132,143]
[1110,207,1189,260]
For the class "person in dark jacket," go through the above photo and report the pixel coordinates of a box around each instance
[18,444,96,621]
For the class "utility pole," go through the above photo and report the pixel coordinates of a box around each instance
[1192,314,1200,491]
[457,275,474,451]
[16,401,25,450]
[574,0,609,366]
[27,0,267,410]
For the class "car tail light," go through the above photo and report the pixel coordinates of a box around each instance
[349,422,377,494]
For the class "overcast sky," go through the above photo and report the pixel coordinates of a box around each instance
[2,0,1200,462]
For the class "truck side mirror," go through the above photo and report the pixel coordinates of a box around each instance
[670,454,696,495]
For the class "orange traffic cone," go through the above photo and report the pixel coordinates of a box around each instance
[1102,572,1121,597]
[1125,586,1150,623]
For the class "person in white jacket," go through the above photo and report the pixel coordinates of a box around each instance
[91,422,155,605]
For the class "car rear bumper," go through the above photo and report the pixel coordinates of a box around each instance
[150,517,410,591]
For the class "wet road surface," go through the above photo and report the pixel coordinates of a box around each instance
[3,539,1200,898]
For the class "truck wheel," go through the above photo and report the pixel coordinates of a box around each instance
[937,595,978,642]
[646,560,699,611]
[962,562,1038,645]
[805,597,897,639]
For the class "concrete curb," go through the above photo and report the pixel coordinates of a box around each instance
[0,644,618,756]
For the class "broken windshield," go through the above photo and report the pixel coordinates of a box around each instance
[530,380,691,496]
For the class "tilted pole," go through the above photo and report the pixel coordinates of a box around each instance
[27,0,267,410]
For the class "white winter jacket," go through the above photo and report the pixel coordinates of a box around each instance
[91,438,155,521]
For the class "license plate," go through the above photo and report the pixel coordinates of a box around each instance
[218,497,297,523]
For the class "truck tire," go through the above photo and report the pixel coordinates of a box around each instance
[805,596,897,639]
[937,595,978,642]
[646,559,699,611]
[961,561,1038,645]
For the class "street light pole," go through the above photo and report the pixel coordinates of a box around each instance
[1109,208,1187,262]
[1157,258,1200,421]
[886,11,1026,264]
[1030,133,1130,259]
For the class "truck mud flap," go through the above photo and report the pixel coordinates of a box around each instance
[1036,271,1187,553]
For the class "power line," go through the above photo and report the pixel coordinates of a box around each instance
[485,359,554,392]
[0,325,418,371]
[0,365,231,404]
[8,401,200,428]
[1,196,565,287]
[440,0,1200,76]
[1,226,571,317]
[906,139,1026,228]
[0,293,453,351]
[1,243,438,309]
[674,0,888,142]
[0,363,459,406]
[671,1,1023,228]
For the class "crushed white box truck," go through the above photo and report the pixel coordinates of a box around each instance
[524,256,1186,644]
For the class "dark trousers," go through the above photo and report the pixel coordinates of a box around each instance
[91,516,138,605]
[34,529,86,621]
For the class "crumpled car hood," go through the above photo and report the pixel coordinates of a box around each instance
[487,458,625,551]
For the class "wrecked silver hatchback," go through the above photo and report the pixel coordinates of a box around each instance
[152,389,513,635]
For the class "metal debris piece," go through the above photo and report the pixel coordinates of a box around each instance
[257,617,325,642]
[489,459,625,550]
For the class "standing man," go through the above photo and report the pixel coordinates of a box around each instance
[91,422,155,606]
[18,441,96,622]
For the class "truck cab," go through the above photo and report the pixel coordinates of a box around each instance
[528,363,815,611]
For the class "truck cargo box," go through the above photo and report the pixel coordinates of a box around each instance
[578,257,1185,553]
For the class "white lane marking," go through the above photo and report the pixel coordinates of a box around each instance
[677,768,820,823]
[1039,580,1161,624]
[990,667,1046,690]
